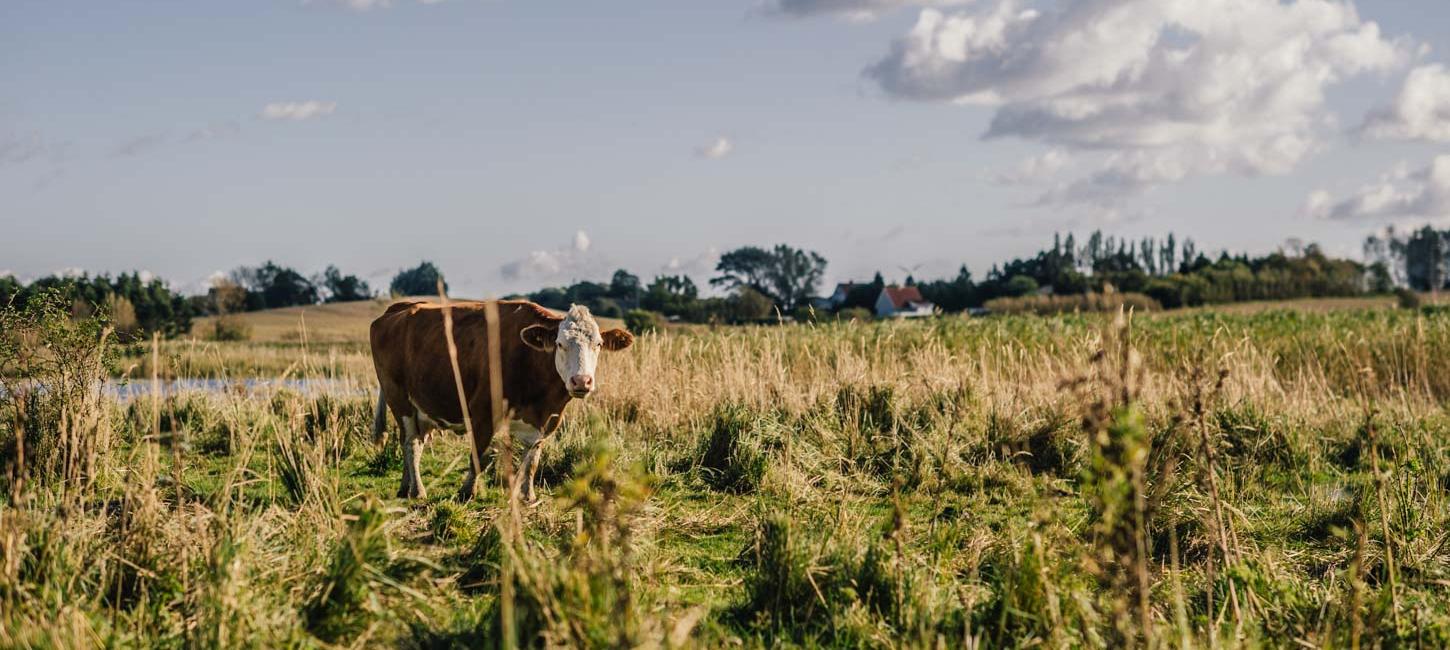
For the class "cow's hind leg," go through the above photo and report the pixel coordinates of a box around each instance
[456,416,498,503]
[399,413,429,499]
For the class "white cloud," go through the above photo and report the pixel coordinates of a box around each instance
[1304,155,1450,223]
[500,231,604,282]
[765,0,974,21]
[1361,64,1450,142]
[695,136,734,160]
[867,1,1411,205]
[260,101,337,121]
[309,0,390,10]
[304,0,444,11]
[993,148,1070,185]
[663,247,721,277]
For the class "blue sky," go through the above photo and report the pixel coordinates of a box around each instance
[4,0,1450,297]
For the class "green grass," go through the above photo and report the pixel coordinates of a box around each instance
[5,306,1450,647]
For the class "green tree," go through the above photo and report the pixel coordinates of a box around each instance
[764,244,828,312]
[642,275,699,316]
[390,261,447,297]
[321,266,374,303]
[233,262,319,309]
[608,269,642,309]
[711,247,776,297]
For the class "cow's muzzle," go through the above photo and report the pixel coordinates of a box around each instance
[568,374,594,398]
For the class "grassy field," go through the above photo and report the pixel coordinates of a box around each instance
[6,304,1450,647]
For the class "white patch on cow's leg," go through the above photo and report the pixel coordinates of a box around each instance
[522,442,546,506]
[512,427,546,506]
[400,414,427,499]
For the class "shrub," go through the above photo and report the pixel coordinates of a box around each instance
[207,315,251,341]
[791,305,821,323]
[694,402,773,493]
[984,291,1161,315]
[476,444,664,648]
[738,510,947,643]
[104,294,141,339]
[1004,274,1040,297]
[623,309,665,334]
[304,499,391,642]
[0,290,117,490]
[1395,287,1422,310]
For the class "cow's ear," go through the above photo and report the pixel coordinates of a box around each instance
[520,324,557,352]
[601,328,634,351]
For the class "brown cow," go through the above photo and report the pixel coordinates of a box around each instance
[369,300,633,502]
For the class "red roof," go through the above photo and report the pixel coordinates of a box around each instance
[881,286,925,309]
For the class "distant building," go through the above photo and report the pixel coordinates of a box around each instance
[874,285,936,318]
[827,282,856,310]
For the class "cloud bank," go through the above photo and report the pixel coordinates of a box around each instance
[1361,64,1450,142]
[866,0,1411,204]
[766,0,974,21]
[1305,155,1450,224]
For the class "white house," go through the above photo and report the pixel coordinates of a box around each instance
[874,286,935,318]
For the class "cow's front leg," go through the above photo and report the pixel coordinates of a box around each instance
[399,414,428,499]
[515,416,559,506]
[516,438,545,506]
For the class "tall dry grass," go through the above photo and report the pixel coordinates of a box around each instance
[3,302,1450,647]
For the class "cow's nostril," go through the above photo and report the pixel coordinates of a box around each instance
[569,375,594,392]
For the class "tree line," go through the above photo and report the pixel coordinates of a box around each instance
[910,231,1372,312]
[0,260,449,340]
[529,231,1390,326]
[4,223,1442,339]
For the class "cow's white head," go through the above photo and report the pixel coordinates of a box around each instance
[519,304,634,398]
